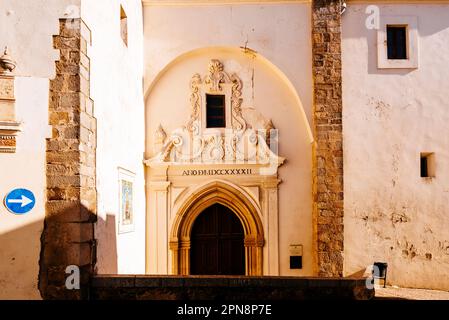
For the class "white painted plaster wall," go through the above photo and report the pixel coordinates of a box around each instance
[82,0,146,274]
[143,2,313,123]
[145,48,313,275]
[342,3,449,290]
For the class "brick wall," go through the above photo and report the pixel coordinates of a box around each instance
[312,0,344,277]
[39,19,97,299]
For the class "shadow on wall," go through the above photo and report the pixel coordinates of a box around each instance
[0,210,117,300]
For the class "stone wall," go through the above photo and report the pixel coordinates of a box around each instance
[0,73,21,153]
[311,0,344,276]
[39,18,97,299]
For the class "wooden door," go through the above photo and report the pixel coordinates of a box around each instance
[190,203,245,275]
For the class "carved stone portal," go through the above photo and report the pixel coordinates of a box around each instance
[187,59,246,134]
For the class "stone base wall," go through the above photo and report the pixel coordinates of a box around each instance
[39,18,97,299]
[91,276,374,300]
[312,0,344,276]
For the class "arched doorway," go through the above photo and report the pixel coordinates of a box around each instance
[190,203,245,275]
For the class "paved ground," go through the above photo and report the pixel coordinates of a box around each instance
[375,286,449,300]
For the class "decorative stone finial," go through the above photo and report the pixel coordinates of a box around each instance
[0,47,17,75]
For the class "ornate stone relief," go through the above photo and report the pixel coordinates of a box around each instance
[0,133,17,153]
[154,124,167,145]
[146,59,284,167]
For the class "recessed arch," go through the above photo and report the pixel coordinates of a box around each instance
[144,46,314,144]
[170,179,264,275]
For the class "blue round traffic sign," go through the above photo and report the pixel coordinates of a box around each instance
[4,188,35,215]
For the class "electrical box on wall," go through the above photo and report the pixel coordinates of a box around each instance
[289,244,303,269]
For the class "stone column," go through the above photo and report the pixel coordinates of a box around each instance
[312,0,344,277]
[39,19,97,299]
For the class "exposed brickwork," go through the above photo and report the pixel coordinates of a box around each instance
[39,19,97,299]
[312,0,344,276]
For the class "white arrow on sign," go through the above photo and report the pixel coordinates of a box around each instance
[7,195,33,207]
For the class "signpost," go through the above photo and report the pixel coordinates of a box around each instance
[4,188,35,215]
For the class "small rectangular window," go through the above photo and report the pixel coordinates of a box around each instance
[420,152,435,178]
[387,25,407,60]
[290,256,302,269]
[206,94,225,128]
[120,5,128,46]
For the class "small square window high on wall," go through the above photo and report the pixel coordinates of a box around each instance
[120,5,128,47]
